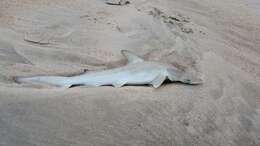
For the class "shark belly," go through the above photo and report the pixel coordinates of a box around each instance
[68,67,161,87]
[69,69,123,86]
[124,70,161,85]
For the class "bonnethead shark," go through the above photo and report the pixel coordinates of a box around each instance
[15,50,203,88]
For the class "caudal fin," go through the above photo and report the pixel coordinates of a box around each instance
[14,76,72,88]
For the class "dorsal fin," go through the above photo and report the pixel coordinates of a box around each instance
[121,50,144,64]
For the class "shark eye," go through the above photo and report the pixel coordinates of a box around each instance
[185,79,191,83]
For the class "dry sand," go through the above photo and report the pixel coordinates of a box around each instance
[0,0,260,145]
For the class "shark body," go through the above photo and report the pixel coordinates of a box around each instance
[15,50,202,88]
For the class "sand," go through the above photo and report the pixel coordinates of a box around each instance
[0,0,260,145]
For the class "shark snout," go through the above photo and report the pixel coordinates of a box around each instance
[185,78,203,85]
[190,78,203,84]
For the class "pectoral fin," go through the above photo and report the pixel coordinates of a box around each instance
[112,80,126,88]
[151,74,166,88]
[121,50,144,64]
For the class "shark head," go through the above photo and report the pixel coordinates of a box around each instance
[121,49,203,85]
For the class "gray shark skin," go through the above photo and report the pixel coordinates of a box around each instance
[15,50,203,88]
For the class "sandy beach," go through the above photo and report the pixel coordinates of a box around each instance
[0,0,260,145]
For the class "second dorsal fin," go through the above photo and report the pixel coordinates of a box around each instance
[121,50,144,64]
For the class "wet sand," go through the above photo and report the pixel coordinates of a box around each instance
[0,0,260,145]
